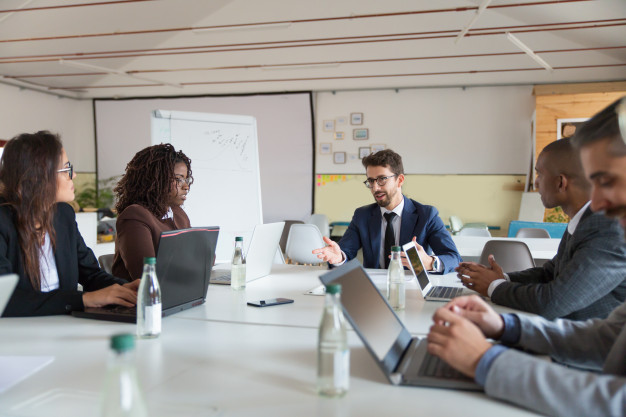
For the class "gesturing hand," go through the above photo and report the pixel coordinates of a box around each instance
[455,255,504,296]
[312,236,344,264]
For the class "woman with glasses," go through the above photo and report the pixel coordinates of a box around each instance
[112,143,193,280]
[0,131,139,316]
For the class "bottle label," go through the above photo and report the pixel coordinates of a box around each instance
[144,304,162,334]
[334,349,350,389]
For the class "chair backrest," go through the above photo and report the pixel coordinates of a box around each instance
[479,240,535,273]
[308,213,330,238]
[449,215,463,234]
[515,228,551,238]
[458,227,491,237]
[285,224,326,264]
[98,254,115,274]
[279,220,305,253]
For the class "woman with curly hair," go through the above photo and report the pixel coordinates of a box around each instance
[0,131,139,316]
[112,143,193,280]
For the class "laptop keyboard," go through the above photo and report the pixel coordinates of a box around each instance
[428,286,464,299]
[103,305,137,315]
[418,353,467,379]
[210,272,231,282]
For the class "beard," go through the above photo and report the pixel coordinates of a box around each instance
[373,191,391,207]
[606,206,626,230]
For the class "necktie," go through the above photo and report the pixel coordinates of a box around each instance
[384,212,397,269]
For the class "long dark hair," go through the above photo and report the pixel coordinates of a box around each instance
[0,131,63,290]
[115,143,192,218]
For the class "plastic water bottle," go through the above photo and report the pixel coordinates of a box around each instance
[317,284,349,397]
[231,236,247,290]
[137,257,161,338]
[387,246,405,310]
[100,334,148,417]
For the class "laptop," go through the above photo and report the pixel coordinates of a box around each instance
[210,222,284,285]
[319,259,481,390]
[73,227,219,323]
[0,274,19,316]
[402,241,471,301]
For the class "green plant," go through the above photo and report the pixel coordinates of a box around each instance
[75,176,119,209]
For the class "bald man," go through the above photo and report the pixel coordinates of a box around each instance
[456,137,626,320]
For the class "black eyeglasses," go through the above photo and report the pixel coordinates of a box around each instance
[363,174,397,188]
[57,162,73,179]
[175,176,194,187]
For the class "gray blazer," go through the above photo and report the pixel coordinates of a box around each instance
[484,301,626,417]
[491,208,626,320]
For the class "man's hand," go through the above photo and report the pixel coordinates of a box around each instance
[312,236,344,264]
[440,295,505,339]
[83,282,139,308]
[395,237,435,270]
[455,255,504,296]
[427,307,493,378]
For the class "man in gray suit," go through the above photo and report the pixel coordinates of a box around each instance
[427,97,626,417]
[456,137,626,320]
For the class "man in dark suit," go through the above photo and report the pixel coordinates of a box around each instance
[313,149,461,273]
[456,137,626,320]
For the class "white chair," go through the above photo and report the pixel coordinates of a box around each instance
[449,215,464,235]
[98,254,115,274]
[479,240,535,273]
[285,224,326,265]
[458,227,491,237]
[516,228,551,238]
[308,213,330,238]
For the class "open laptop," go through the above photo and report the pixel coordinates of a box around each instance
[402,241,471,301]
[0,274,19,316]
[319,259,481,390]
[73,227,219,323]
[210,222,284,285]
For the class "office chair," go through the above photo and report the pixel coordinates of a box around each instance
[449,215,464,235]
[458,227,492,237]
[478,240,535,273]
[308,213,330,238]
[279,220,305,254]
[98,254,115,274]
[515,228,551,238]
[285,224,326,265]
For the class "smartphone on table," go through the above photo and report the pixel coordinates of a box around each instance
[247,298,294,307]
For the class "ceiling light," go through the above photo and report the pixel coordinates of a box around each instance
[455,0,492,43]
[506,32,554,72]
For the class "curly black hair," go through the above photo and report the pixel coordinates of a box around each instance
[115,143,192,218]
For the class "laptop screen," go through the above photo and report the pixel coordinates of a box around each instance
[404,245,430,291]
[320,263,404,361]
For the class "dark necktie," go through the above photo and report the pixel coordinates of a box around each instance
[384,212,397,269]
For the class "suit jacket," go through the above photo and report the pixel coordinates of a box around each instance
[491,208,626,320]
[338,196,461,273]
[0,201,125,317]
[484,301,626,417]
[112,204,191,280]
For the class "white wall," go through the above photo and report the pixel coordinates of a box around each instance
[0,83,95,171]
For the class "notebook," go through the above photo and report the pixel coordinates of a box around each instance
[319,259,481,390]
[72,227,219,323]
[402,241,472,301]
[0,274,18,316]
[210,222,284,285]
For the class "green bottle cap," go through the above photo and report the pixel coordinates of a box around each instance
[325,284,342,294]
[143,257,156,265]
[235,236,243,242]
[110,333,135,352]
[391,246,401,252]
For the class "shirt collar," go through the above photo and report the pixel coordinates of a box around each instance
[567,201,591,234]
[162,207,174,221]
[379,197,404,219]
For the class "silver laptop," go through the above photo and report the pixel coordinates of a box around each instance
[319,259,480,390]
[210,222,285,285]
[0,274,18,316]
[403,241,471,301]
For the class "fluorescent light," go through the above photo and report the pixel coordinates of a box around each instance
[261,62,340,71]
[455,0,492,43]
[192,21,292,34]
[58,59,183,88]
[506,32,554,72]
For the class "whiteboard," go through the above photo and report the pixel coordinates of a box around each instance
[151,110,262,262]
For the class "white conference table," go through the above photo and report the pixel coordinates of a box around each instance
[452,236,560,264]
[0,265,540,417]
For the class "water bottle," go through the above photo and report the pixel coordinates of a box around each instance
[137,257,161,338]
[387,246,405,310]
[231,236,246,290]
[100,334,148,417]
[317,284,349,397]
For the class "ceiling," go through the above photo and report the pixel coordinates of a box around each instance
[1,0,625,99]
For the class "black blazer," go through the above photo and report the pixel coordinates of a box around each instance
[0,200,125,316]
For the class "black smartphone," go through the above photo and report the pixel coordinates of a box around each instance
[247,298,294,307]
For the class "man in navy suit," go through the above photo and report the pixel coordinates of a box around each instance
[313,149,461,273]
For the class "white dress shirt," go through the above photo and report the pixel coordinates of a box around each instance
[39,233,59,292]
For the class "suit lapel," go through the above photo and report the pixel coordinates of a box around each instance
[369,206,382,268]
[399,196,418,246]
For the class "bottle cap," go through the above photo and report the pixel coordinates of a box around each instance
[143,257,156,265]
[235,236,243,242]
[110,333,135,352]
[325,284,342,294]
[391,246,401,252]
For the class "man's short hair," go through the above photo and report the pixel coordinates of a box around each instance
[571,97,626,157]
[540,137,590,191]
[362,149,404,175]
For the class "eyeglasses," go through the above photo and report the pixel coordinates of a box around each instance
[174,176,194,187]
[57,162,73,180]
[363,174,397,188]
